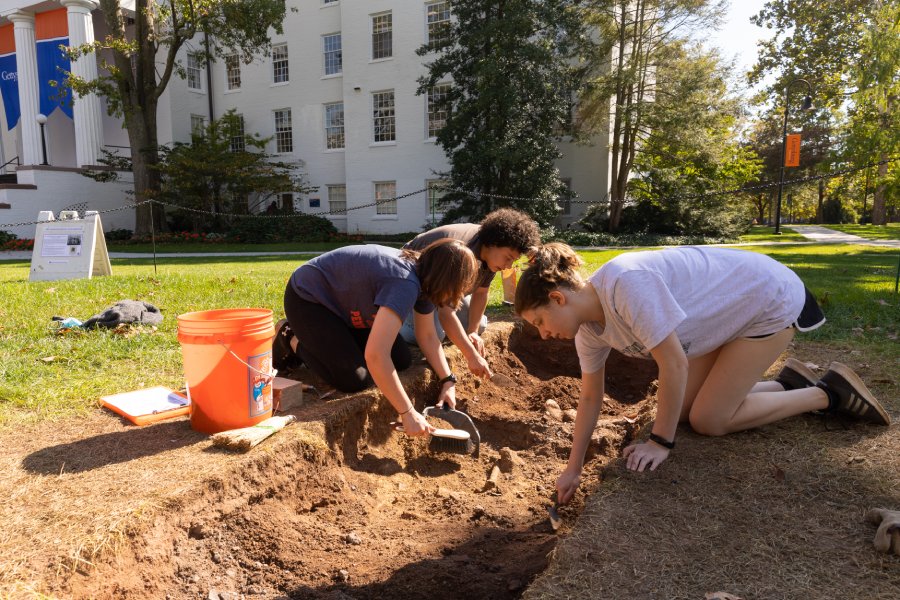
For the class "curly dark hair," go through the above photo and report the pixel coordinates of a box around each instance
[477,208,540,253]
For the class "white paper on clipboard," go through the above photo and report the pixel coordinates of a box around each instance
[100,386,190,417]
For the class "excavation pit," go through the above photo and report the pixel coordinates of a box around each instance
[6,321,658,599]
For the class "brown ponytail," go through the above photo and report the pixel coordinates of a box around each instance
[414,238,479,309]
[514,242,585,312]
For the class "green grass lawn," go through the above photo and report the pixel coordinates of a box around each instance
[737,225,807,243]
[1,244,898,426]
[810,223,900,241]
[105,240,383,253]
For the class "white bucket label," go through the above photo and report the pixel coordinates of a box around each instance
[247,351,274,417]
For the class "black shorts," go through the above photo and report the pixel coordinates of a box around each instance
[748,286,825,339]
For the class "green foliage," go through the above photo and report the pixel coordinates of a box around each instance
[0,231,17,245]
[821,197,859,224]
[104,228,134,242]
[577,0,729,231]
[542,226,734,247]
[417,0,586,226]
[224,214,338,244]
[750,1,899,224]
[153,110,314,232]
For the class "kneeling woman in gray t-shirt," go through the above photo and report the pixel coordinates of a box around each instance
[516,243,890,505]
[279,239,478,437]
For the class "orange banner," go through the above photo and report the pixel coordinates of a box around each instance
[785,134,801,167]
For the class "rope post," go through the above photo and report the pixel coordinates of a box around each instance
[894,252,899,295]
[149,200,158,275]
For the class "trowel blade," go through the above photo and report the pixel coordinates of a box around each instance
[548,502,562,531]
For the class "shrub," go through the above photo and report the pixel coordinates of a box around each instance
[225,213,338,243]
[104,228,134,242]
[0,231,17,245]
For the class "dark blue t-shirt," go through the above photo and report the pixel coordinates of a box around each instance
[289,245,435,329]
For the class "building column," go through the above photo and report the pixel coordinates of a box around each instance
[61,0,103,167]
[9,11,41,166]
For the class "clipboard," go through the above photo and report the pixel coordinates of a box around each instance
[100,386,191,426]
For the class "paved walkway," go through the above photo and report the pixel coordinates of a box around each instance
[1,227,898,261]
[789,225,900,248]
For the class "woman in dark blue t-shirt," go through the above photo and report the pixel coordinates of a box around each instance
[277,239,478,436]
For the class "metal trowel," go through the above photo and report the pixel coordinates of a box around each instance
[548,491,562,532]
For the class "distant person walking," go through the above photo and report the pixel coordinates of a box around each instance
[516,243,891,504]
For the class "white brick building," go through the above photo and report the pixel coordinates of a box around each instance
[0,0,610,238]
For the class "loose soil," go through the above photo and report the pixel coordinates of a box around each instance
[4,323,897,600]
[1,321,657,599]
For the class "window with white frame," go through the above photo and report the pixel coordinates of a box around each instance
[375,181,397,215]
[190,114,206,136]
[323,33,342,76]
[371,13,392,60]
[274,109,293,153]
[187,52,203,90]
[426,2,451,49]
[272,43,289,83]
[558,178,572,215]
[372,90,395,142]
[323,0,338,4]
[230,114,245,152]
[426,179,450,223]
[225,54,241,90]
[325,102,344,150]
[328,184,347,215]
[427,83,450,138]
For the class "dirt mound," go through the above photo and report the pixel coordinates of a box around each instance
[1,321,656,599]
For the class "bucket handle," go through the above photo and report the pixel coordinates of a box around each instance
[218,340,278,382]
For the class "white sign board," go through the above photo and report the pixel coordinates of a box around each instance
[29,211,112,281]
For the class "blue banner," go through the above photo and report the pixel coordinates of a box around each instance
[0,53,19,130]
[36,37,73,119]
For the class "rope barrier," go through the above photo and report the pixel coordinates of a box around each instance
[1,156,897,230]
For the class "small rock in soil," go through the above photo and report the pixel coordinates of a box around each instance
[188,521,207,539]
[563,409,577,422]
[343,532,362,545]
[336,569,350,583]
[498,447,524,473]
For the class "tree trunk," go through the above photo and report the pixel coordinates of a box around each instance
[871,152,888,225]
[816,179,825,224]
[127,101,165,235]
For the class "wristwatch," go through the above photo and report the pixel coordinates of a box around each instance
[438,372,457,386]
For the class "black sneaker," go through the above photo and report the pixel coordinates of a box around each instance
[775,358,818,390]
[816,362,891,426]
[273,318,301,372]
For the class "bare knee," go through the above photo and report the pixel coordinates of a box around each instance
[688,411,730,437]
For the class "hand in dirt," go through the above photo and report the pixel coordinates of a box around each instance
[400,409,434,437]
[623,441,669,472]
[556,468,581,505]
[466,351,493,379]
[468,332,486,356]
[436,383,457,410]
[866,508,900,555]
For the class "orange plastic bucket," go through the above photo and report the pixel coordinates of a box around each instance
[177,308,275,434]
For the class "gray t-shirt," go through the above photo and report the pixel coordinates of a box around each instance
[404,223,495,293]
[289,245,434,329]
[575,247,807,373]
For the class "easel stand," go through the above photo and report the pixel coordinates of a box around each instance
[29,211,112,281]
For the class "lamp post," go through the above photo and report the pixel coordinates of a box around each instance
[35,113,49,166]
[774,78,813,234]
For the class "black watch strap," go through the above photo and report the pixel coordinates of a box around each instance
[438,373,457,386]
[648,432,675,449]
